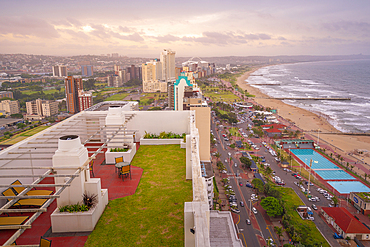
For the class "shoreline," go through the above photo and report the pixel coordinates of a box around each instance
[237,65,370,171]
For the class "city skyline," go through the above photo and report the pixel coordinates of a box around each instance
[1,0,369,57]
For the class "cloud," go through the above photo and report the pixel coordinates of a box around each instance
[180,31,272,46]
[321,21,370,38]
[62,29,90,41]
[154,34,181,43]
[0,16,59,38]
[118,26,133,33]
[278,36,287,40]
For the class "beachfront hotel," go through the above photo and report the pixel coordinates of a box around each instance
[0,101,242,246]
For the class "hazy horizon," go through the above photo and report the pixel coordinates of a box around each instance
[1,0,369,57]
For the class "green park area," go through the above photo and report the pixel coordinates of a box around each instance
[276,186,329,247]
[105,92,130,101]
[203,90,240,103]
[85,145,192,247]
[22,88,65,95]
[0,126,49,145]
[228,127,241,137]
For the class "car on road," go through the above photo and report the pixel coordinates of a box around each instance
[246,183,253,188]
[231,208,240,214]
[312,204,318,210]
[240,201,244,207]
[239,182,243,187]
[246,219,251,225]
[252,207,257,214]
[228,152,231,156]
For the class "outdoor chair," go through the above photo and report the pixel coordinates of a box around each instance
[119,164,131,181]
[2,187,48,207]
[0,216,29,226]
[115,156,124,173]
[40,236,52,247]
[89,160,94,177]
[11,180,53,196]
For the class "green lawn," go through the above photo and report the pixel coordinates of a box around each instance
[85,145,192,247]
[0,126,49,145]
[229,127,241,137]
[276,187,330,247]
[105,93,130,101]
[203,90,240,103]
[22,88,65,95]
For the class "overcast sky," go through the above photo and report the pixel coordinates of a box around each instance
[1,0,369,57]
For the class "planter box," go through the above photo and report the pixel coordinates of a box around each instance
[140,138,183,145]
[51,189,108,233]
[105,143,136,164]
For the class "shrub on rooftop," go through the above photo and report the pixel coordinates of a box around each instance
[143,131,186,139]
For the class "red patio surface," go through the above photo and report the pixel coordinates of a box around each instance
[0,143,143,247]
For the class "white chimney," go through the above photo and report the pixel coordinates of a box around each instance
[52,135,89,207]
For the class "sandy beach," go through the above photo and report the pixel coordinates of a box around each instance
[237,66,370,173]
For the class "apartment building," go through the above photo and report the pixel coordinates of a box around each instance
[52,65,68,77]
[65,76,83,114]
[81,65,93,77]
[78,92,93,111]
[26,99,59,119]
[0,91,13,99]
[0,100,20,115]
[160,49,176,82]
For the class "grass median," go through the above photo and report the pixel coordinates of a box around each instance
[276,186,330,247]
[85,145,192,247]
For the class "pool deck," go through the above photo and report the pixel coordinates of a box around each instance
[288,148,370,195]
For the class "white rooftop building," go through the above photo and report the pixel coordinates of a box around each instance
[0,101,242,247]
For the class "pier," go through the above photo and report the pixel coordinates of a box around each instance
[304,131,370,136]
[258,97,351,101]
[251,83,281,86]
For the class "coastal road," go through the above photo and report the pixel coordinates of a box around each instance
[212,119,276,246]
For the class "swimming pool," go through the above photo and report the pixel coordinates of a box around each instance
[290,149,355,181]
[328,181,370,194]
[314,169,356,180]
[290,149,339,170]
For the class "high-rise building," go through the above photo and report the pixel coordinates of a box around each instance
[107,74,122,88]
[142,59,167,93]
[114,65,120,75]
[126,65,141,81]
[78,92,93,111]
[52,65,67,77]
[0,100,20,115]
[160,49,176,82]
[65,76,83,114]
[81,65,93,77]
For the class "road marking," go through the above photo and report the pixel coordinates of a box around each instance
[266,225,277,243]
[238,232,247,247]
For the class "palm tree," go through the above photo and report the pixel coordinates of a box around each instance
[215,152,221,161]
[346,162,349,170]
[365,174,368,181]
[274,226,284,242]
[350,165,354,171]
[340,157,344,165]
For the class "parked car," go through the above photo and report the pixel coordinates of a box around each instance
[312,204,318,210]
[240,201,244,207]
[246,219,251,225]
[252,207,258,214]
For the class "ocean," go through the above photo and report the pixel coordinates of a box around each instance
[246,59,370,133]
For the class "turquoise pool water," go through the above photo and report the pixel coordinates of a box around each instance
[290,149,339,170]
[314,170,356,180]
[328,181,370,194]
